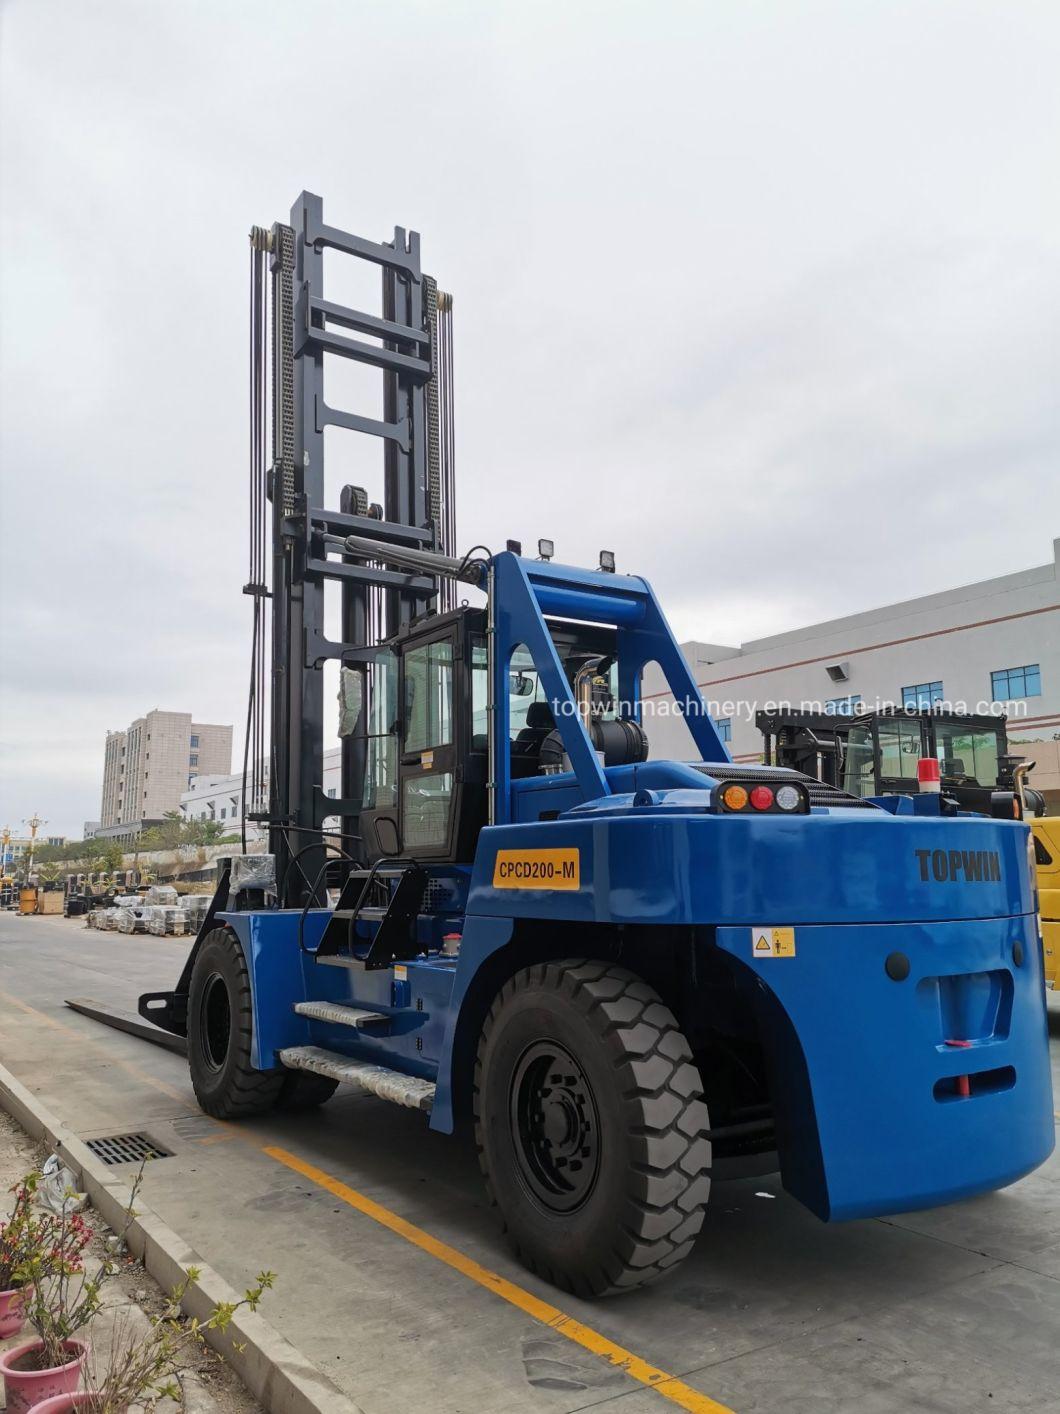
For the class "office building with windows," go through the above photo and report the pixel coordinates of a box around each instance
[99,711,232,837]
[642,540,1060,797]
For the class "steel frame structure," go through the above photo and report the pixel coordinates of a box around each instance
[264,193,445,901]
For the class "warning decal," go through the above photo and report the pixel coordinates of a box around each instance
[751,926,796,959]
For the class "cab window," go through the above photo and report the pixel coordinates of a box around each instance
[934,724,999,785]
[404,640,453,752]
[843,724,876,797]
[877,720,921,780]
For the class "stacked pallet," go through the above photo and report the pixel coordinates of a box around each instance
[145,905,187,936]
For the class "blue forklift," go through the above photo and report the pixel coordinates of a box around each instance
[140,193,1054,1297]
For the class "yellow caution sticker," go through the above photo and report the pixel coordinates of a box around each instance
[752,926,796,958]
[493,847,580,890]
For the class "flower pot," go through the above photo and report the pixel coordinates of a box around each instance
[27,1394,104,1414]
[0,1339,87,1414]
[0,1284,32,1339]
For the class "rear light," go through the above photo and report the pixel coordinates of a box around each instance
[722,784,748,811]
[775,785,801,812]
[716,780,810,814]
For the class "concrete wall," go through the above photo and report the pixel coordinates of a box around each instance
[642,540,1060,767]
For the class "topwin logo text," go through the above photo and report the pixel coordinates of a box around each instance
[915,848,1001,883]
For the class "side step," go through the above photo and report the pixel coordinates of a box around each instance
[294,1000,390,1033]
[278,1046,435,1113]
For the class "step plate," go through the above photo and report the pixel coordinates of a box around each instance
[293,1000,389,1031]
[278,1046,435,1112]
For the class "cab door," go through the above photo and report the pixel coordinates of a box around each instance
[399,628,458,859]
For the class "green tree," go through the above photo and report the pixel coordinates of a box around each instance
[89,839,125,872]
[139,813,187,852]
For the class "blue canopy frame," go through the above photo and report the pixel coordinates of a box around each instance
[490,552,731,824]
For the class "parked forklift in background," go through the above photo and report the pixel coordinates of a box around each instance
[757,705,1045,816]
[132,193,1053,1298]
[759,706,1058,989]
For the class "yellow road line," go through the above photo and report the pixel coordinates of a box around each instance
[265,1145,733,1414]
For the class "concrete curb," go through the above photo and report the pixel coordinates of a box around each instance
[0,1062,364,1414]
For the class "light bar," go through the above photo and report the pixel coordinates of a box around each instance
[716,780,809,815]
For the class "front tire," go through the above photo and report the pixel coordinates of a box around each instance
[474,960,711,1297]
[188,928,285,1119]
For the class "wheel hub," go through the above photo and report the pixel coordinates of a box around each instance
[201,972,232,1071]
[510,1041,601,1213]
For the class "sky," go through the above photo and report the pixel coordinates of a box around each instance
[1,0,1058,837]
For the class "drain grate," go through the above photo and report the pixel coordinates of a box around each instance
[85,1132,172,1166]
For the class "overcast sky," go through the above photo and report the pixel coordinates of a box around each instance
[1,0,1058,837]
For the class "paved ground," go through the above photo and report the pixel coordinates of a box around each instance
[0,912,1058,1414]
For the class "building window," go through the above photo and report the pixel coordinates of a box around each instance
[190,734,199,748]
[715,717,732,743]
[220,808,226,819]
[991,664,1041,700]
[190,754,199,766]
[327,787,337,798]
[825,694,862,716]
[902,680,944,710]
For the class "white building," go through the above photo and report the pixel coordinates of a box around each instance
[642,539,1060,792]
[180,750,344,835]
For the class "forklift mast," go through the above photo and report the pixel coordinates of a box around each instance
[247,195,456,904]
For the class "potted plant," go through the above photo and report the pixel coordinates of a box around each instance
[0,1205,96,1414]
[0,1174,43,1339]
[26,1268,276,1414]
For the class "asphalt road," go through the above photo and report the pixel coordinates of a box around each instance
[1,911,1059,1414]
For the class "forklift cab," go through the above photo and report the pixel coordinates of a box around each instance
[842,711,1011,811]
[359,606,489,866]
[356,601,650,866]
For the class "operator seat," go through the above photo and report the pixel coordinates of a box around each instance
[511,702,556,778]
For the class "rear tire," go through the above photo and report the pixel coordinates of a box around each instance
[474,959,711,1297]
[188,927,285,1119]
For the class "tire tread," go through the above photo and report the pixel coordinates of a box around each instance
[473,958,710,1297]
